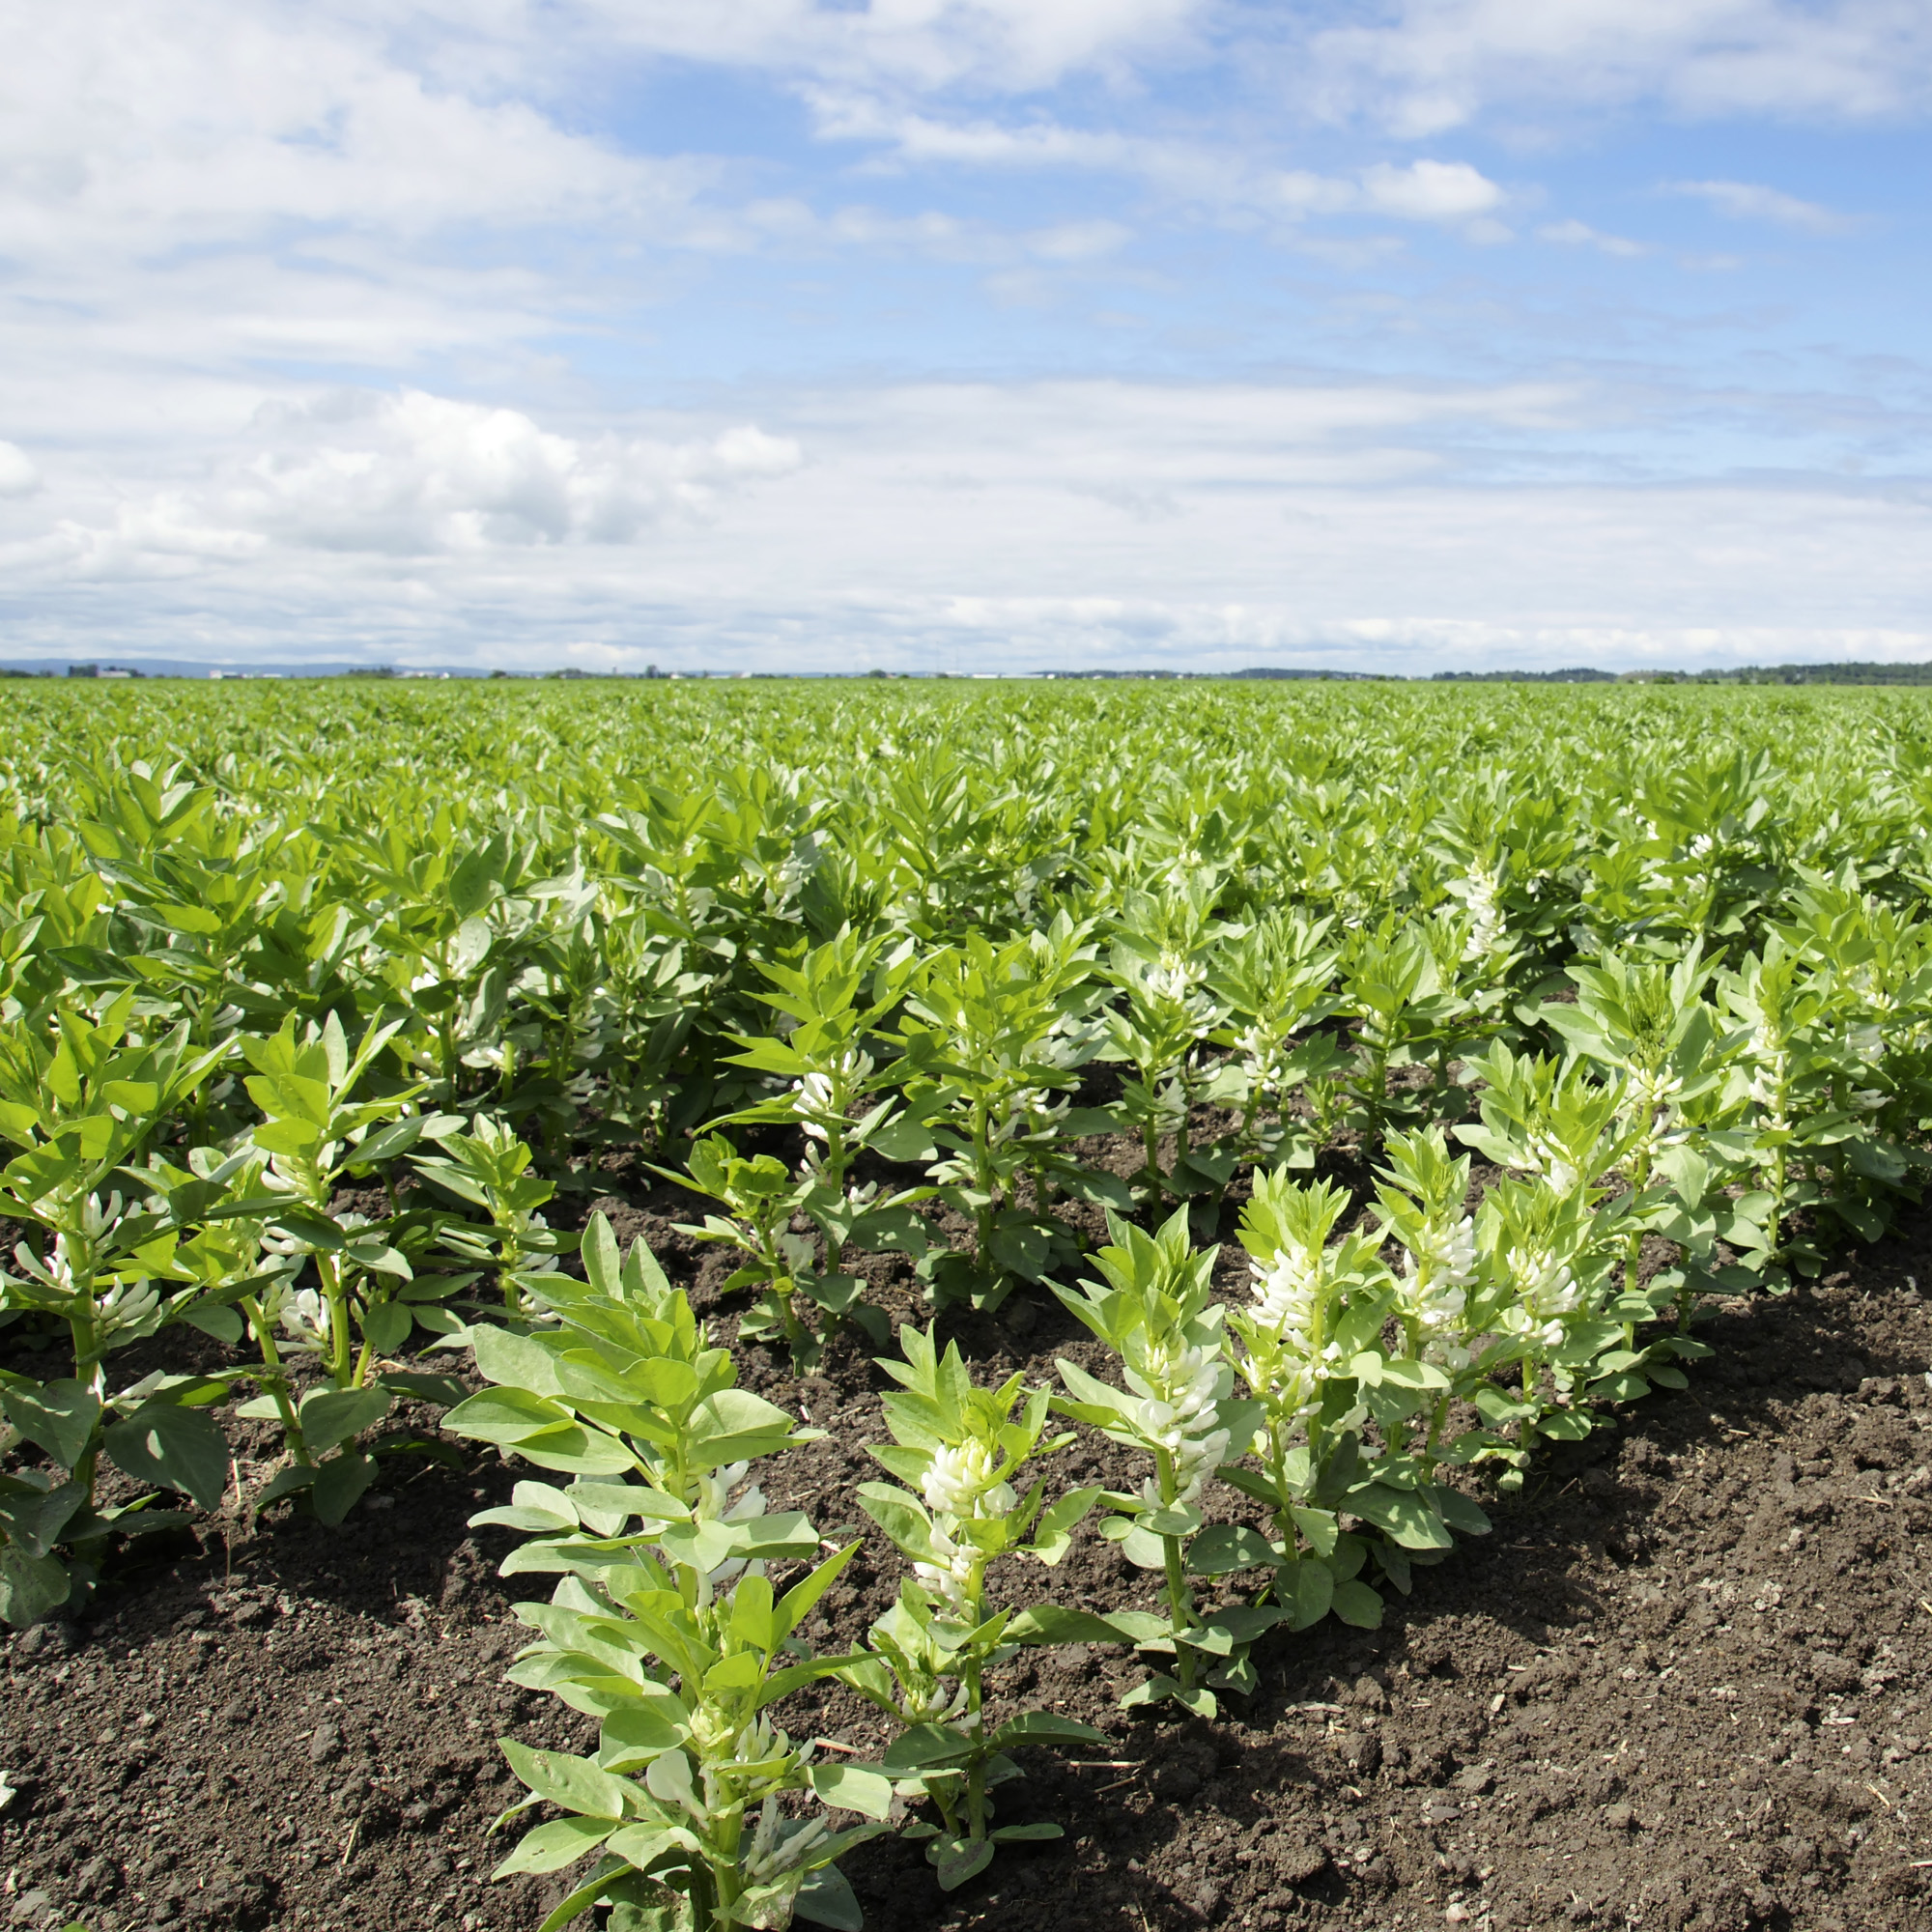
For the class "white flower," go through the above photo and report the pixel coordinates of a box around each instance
[1525,1133,1583,1195]
[1406,1214,1475,1295]
[1169,1427,1231,1507]
[921,1440,1013,1519]
[911,1522,980,1611]
[1148,960,1199,1004]
[279,1287,330,1349]
[1250,1247,1321,1343]
[1462,865,1506,961]
[1500,1243,1580,1347]
[903,1678,969,1723]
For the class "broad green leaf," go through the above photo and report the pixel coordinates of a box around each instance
[882,1723,975,1772]
[298,1385,392,1457]
[1,1380,102,1472]
[1331,1578,1384,1629]
[103,1402,231,1511]
[810,1762,895,1819]
[503,1740,634,1821]
[0,1545,71,1627]
[990,1711,1107,1747]
[684,1388,796,1469]
[795,1865,865,1932]
[312,1449,379,1524]
[491,1816,618,1877]
[1186,1523,1274,1576]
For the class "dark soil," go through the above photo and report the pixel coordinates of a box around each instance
[9,1164,1932,1932]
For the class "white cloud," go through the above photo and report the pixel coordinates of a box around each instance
[1540,217,1648,256]
[1662,179,1862,232]
[567,0,1207,94]
[812,95,1510,229]
[1301,0,1932,134]
[10,390,802,579]
[1358,158,1503,219]
[0,1,693,266]
[22,375,1932,679]
[0,443,40,496]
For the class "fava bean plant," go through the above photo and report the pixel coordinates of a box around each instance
[10,680,1932,1929]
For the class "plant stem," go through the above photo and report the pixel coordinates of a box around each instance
[1155,1449,1196,1689]
[240,1293,310,1463]
[319,1253,354,1386]
[963,1571,988,1841]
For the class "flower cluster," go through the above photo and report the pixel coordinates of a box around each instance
[1121,1332,1231,1509]
[913,1439,1017,1611]
[1461,864,1507,962]
[1244,1245,1345,1418]
[1497,1242,1582,1349]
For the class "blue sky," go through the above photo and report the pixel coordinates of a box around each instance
[1,0,1928,675]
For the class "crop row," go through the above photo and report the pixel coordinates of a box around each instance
[2,682,1931,1926]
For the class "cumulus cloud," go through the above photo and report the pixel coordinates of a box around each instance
[0,1,697,266]
[1662,179,1862,232]
[14,391,802,579]
[1358,158,1503,219]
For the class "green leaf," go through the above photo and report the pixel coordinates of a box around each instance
[469,1322,566,1398]
[990,1823,1065,1842]
[311,1450,379,1525]
[1027,1484,1103,1562]
[502,1740,634,1821]
[180,1301,244,1345]
[855,1485,939,1565]
[1331,1578,1384,1629]
[359,1300,413,1355]
[596,1701,689,1771]
[491,1816,618,1877]
[1421,1485,1492,1536]
[882,1723,975,1773]
[254,1463,319,1508]
[0,1544,71,1627]
[684,1388,796,1469]
[1101,1609,1174,1644]
[989,1711,1108,1748]
[253,1117,324,1158]
[376,1371,469,1407]
[1344,1483,1452,1550]
[298,1385,392,1457]
[795,1866,865,1932]
[443,1385,577,1444]
[810,1762,895,1820]
[932,1835,995,1891]
[1004,1605,1138,1646]
[1,1380,102,1472]
[103,1402,231,1511]
[0,1477,88,1558]
[1277,1557,1334,1632]
[1186,1523,1274,1577]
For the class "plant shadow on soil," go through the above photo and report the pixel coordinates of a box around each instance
[10,1174,1932,1932]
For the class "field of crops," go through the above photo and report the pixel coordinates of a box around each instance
[6,676,1932,1932]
